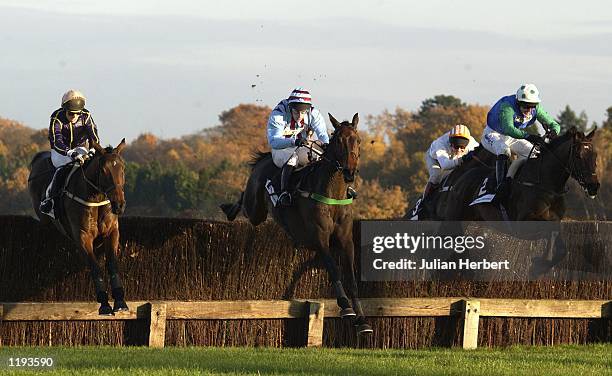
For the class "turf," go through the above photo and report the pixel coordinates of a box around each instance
[0,345,610,375]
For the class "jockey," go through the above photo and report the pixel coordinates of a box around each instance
[481,84,561,197]
[267,87,330,206]
[39,89,100,218]
[422,124,479,201]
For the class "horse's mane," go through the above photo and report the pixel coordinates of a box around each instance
[249,150,271,169]
[539,128,584,157]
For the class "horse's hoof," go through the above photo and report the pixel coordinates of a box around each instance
[340,307,356,318]
[113,300,129,312]
[219,203,239,221]
[99,304,114,316]
[356,323,373,335]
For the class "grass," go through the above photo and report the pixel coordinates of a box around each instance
[0,345,611,376]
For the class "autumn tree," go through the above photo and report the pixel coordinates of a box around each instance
[557,105,588,133]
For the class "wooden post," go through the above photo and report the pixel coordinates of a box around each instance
[306,301,324,347]
[148,302,167,348]
[461,299,480,349]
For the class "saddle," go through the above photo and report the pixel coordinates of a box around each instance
[469,169,497,206]
[265,164,315,207]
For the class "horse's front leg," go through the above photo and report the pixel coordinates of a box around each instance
[332,224,373,335]
[104,224,128,312]
[80,233,113,315]
[314,234,355,318]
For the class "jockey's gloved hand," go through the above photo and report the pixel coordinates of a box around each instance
[69,150,84,164]
[294,138,307,147]
[526,134,546,146]
[546,129,558,139]
[461,150,475,163]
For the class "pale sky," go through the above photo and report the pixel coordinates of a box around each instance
[1,0,611,144]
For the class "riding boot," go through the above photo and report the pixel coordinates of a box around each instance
[495,155,510,200]
[278,164,295,207]
[421,182,438,203]
[40,166,68,217]
[347,186,358,199]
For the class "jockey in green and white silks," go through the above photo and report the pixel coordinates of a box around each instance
[422,124,479,201]
[267,87,329,206]
[481,84,561,197]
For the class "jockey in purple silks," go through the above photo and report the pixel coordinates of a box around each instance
[40,89,101,218]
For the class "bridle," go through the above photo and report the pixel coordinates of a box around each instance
[528,136,595,192]
[71,152,122,204]
[302,125,358,174]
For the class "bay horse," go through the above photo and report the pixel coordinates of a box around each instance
[404,145,496,220]
[221,113,372,335]
[28,140,128,315]
[446,127,600,221]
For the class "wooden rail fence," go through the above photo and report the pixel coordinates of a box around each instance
[1,298,610,349]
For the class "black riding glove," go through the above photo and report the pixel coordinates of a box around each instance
[294,138,307,147]
[525,134,546,146]
[546,129,558,139]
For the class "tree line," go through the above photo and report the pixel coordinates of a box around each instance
[0,96,610,219]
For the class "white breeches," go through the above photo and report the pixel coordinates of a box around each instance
[50,147,88,168]
[271,146,320,168]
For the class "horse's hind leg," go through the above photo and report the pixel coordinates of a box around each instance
[220,192,244,221]
[80,234,113,315]
[104,225,128,312]
[242,179,268,226]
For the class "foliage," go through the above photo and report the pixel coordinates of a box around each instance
[0,98,609,219]
[557,105,588,133]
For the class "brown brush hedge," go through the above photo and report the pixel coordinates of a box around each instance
[0,216,610,347]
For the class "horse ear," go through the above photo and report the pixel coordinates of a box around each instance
[328,113,341,130]
[114,138,127,154]
[586,126,597,140]
[92,141,105,155]
[351,113,359,129]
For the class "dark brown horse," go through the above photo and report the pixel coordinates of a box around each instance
[28,140,128,315]
[221,113,372,335]
[404,146,496,220]
[446,127,600,221]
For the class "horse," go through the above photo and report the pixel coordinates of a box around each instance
[404,145,496,220]
[221,113,372,335]
[28,140,128,315]
[446,127,600,221]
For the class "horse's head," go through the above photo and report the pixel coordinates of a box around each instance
[327,113,361,183]
[570,127,600,198]
[91,139,127,214]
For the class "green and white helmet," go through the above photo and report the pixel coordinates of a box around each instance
[516,83,541,104]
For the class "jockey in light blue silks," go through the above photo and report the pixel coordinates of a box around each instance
[267,88,329,206]
[481,83,561,198]
[39,89,100,218]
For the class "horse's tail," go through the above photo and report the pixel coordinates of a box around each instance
[220,191,244,221]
